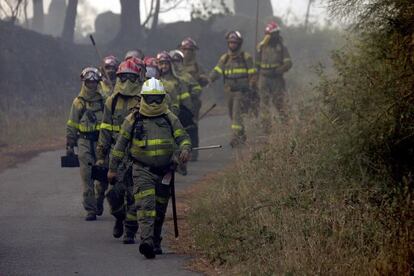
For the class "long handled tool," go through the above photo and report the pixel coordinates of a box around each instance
[170,172,179,238]
[89,34,113,90]
[169,144,222,238]
[199,103,217,121]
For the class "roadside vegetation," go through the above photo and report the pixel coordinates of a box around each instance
[188,0,414,274]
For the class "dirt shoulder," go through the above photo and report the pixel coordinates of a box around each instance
[0,137,65,173]
[165,170,230,276]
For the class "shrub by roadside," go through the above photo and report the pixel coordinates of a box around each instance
[186,0,414,273]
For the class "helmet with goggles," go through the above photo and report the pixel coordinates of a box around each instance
[169,50,184,62]
[180,37,198,50]
[80,67,102,82]
[117,58,145,83]
[226,30,243,44]
[141,77,166,104]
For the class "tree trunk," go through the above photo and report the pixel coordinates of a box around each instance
[32,0,44,32]
[150,0,160,31]
[113,0,142,47]
[233,0,273,19]
[61,0,78,42]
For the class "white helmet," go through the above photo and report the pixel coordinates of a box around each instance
[141,77,166,95]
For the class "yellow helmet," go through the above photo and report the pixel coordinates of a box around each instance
[140,77,166,95]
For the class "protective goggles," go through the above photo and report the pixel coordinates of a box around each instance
[143,94,165,104]
[119,73,139,83]
[81,67,102,81]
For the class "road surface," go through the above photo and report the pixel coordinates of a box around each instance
[0,115,233,276]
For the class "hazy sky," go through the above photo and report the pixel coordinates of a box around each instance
[38,0,329,31]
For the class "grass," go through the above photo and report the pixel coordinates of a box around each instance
[187,112,413,275]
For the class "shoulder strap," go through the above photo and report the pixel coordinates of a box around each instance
[111,93,121,115]
[76,96,87,117]
[163,113,175,138]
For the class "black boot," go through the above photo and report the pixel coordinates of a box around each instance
[153,237,163,255]
[139,242,155,259]
[85,213,96,221]
[123,221,138,244]
[96,200,104,216]
[113,219,124,238]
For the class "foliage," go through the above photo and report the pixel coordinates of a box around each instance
[188,0,414,274]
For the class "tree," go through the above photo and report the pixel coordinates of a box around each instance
[61,0,78,42]
[31,0,44,32]
[0,0,25,23]
[233,0,273,19]
[113,0,142,44]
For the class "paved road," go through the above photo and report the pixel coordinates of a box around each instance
[0,115,232,276]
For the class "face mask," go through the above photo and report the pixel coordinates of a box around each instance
[114,79,141,96]
[139,97,167,117]
[79,83,101,101]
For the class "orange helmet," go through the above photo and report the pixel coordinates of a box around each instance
[265,21,280,34]
[180,37,198,50]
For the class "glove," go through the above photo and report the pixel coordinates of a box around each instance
[66,146,75,156]
[179,149,191,164]
[95,159,105,166]
[107,170,117,185]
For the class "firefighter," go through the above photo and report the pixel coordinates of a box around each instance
[108,78,191,258]
[170,49,199,160]
[96,58,146,244]
[256,21,292,126]
[66,67,104,221]
[99,55,119,100]
[209,31,257,147]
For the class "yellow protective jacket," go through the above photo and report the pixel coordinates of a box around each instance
[160,73,193,116]
[98,79,114,100]
[210,50,257,92]
[95,92,141,160]
[109,110,191,170]
[256,41,292,76]
[66,93,104,147]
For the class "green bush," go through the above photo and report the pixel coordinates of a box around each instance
[188,0,414,274]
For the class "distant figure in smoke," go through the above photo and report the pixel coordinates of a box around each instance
[209,31,257,147]
[256,21,292,128]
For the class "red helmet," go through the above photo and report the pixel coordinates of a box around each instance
[226,31,243,44]
[180,37,198,50]
[103,55,119,68]
[265,21,280,34]
[156,51,172,63]
[116,58,145,76]
[144,56,158,68]
[80,67,102,81]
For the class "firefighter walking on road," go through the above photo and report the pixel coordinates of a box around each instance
[108,78,192,259]
[209,31,257,147]
[66,67,105,221]
[256,21,292,128]
[99,55,119,100]
[95,58,146,244]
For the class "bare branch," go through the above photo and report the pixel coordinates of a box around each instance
[141,0,155,27]
[159,0,185,13]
